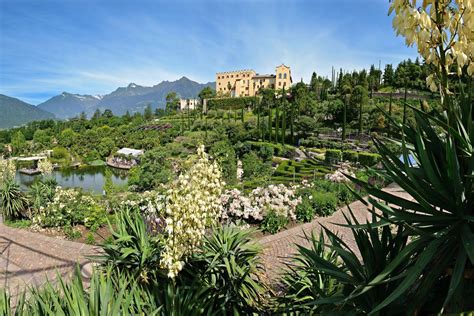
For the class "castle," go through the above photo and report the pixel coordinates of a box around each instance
[215,64,292,97]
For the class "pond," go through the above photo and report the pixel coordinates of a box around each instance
[15,165,129,194]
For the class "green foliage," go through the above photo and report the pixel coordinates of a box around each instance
[184,226,267,314]
[312,191,338,216]
[348,92,474,313]
[209,140,237,185]
[98,207,164,283]
[0,180,29,220]
[207,96,258,110]
[63,225,82,240]
[357,152,380,167]
[11,130,26,154]
[29,178,57,210]
[342,150,359,162]
[295,197,314,222]
[260,210,289,234]
[277,231,339,314]
[242,151,272,180]
[1,268,159,315]
[4,218,32,229]
[128,148,173,191]
[85,232,96,245]
[324,149,342,164]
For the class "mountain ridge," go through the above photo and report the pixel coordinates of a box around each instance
[38,77,215,119]
[0,94,55,129]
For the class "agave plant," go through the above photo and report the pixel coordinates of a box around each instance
[279,211,410,315]
[348,90,474,313]
[0,179,29,220]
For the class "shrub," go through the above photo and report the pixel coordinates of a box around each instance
[258,144,274,161]
[324,149,342,164]
[242,151,272,180]
[358,152,380,167]
[312,191,337,216]
[342,150,358,162]
[33,188,105,228]
[260,210,289,234]
[295,198,315,222]
[183,226,267,314]
[0,180,29,220]
[98,207,164,283]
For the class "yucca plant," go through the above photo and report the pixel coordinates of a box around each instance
[276,231,340,314]
[97,206,164,284]
[348,89,474,314]
[279,211,410,315]
[2,267,158,315]
[0,179,29,220]
[183,226,268,315]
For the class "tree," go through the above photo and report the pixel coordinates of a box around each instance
[383,64,395,86]
[128,148,173,191]
[144,104,153,120]
[59,128,77,148]
[198,86,215,104]
[11,131,26,155]
[102,109,114,119]
[209,140,237,185]
[166,92,180,113]
[92,109,102,121]
[350,85,368,134]
[33,130,51,149]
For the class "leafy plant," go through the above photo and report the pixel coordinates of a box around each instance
[260,210,289,234]
[98,207,164,284]
[0,179,29,220]
[183,226,267,314]
[349,94,474,313]
[296,197,315,222]
[277,231,339,314]
[285,212,410,314]
[312,191,338,216]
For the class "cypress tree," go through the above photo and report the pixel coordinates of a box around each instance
[275,105,279,144]
[268,105,272,143]
[281,102,286,145]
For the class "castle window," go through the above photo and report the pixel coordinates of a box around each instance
[279,82,281,86]
[284,73,287,79]
[279,73,282,79]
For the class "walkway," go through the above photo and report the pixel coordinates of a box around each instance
[0,222,98,299]
[259,183,412,281]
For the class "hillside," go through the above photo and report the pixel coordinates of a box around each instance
[0,94,55,129]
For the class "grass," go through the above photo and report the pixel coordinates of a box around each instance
[4,219,32,229]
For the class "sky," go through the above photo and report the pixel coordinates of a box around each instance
[0,0,417,105]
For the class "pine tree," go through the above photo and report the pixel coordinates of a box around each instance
[383,64,395,87]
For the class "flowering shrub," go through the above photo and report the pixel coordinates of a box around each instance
[220,189,262,221]
[221,184,301,227]
[0,157,16,183]
[33,188,105,228]
[325,163,355,183]
[37,159,53,175]
[160,145,224,278]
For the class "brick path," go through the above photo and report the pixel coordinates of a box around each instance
[259,183,412,281]
[0,222,98,299]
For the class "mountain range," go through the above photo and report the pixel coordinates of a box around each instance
[38,76,215,119]
[0,94,55,129]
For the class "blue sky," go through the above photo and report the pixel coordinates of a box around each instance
[0,0,417,105]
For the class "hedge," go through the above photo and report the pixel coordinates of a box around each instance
[312,191,338,216]
[342,150,358,163]
[325,149,342,164]
[207,97,259,110]
[358,152,381,167]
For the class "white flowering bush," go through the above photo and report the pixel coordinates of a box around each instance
[0,157,16,184]
[250,184,300,221]
[221,189,262,221]
[37,159,54,175]
[160,145,224,278]
[121,191,167,235]
[33,188,105,228]
[221,184,301,225]
[325,163,356,183]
